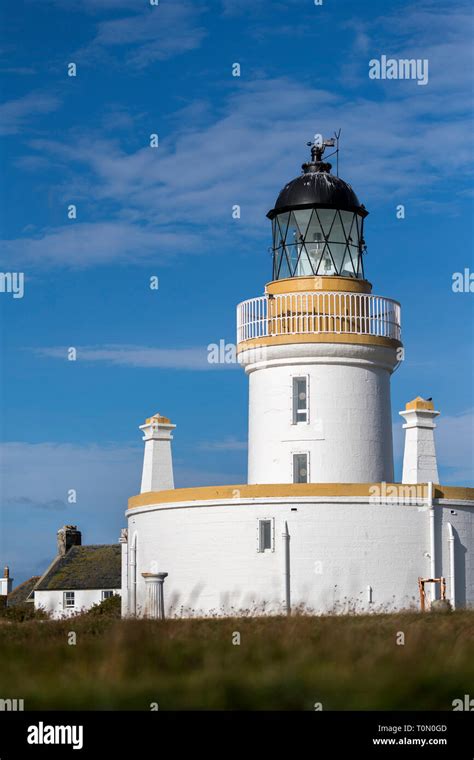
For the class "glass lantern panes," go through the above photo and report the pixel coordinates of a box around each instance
[272,208,364,279]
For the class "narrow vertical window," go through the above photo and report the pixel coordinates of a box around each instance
[292,376,308,423]
[258,519,273,552]
[293,453,309,484]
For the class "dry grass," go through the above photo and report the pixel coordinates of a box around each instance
[1,610,473,710]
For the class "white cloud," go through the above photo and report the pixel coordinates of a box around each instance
[7,2,473,270]
[73,0,207,68]
[23,70,474,223]
[220,0,300,16]
[72,0,142,8]
[0,67,36,75]
[7,496,67,512]
[198,437,247,451]
[0,91,60,135]
[33,344,238,370]
[1,222,201,268]
[43,0,141,8]
[0,441,140,507]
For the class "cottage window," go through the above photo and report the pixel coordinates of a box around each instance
[102,590,114,600]
[64,591,75,608]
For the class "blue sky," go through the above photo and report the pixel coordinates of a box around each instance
[1,0,473,584]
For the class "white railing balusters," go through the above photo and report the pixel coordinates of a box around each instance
[237,292,401,343]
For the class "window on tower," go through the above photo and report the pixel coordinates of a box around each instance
[258,519,273,552]
[293,453,309,484]
[293,376,309,423]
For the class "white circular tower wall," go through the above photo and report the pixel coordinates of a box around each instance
[240,341,398,484]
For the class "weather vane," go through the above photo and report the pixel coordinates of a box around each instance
[306,130,341,175]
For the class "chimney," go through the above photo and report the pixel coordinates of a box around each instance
[139,413,176,493]
[0,566,13,597]
[399,397,440,484]
[57,525,82,556]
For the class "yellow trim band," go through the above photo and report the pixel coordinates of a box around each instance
[265,276,373,295]
[237,333,402,352]
[128,483,474,509]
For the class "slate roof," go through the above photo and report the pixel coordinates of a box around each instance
[8,576,40,606]
[35,545,121,591]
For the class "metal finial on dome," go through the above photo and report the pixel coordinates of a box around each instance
[302,136,336,174]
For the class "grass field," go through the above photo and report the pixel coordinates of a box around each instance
[1,609,473,710]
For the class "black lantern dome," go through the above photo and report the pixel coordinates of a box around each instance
[267,138,368,281]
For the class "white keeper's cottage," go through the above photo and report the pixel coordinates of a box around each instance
[6,526,122,618]
[120,137,474,618]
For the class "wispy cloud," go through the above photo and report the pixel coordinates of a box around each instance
[7,496,66,512]
[0,441,140,540]
[0,91,60,135]
[342,0,473,94]
[1,222,201,268]
[0,67,36,75]
[198,437,247,451]
[220,0,300,16]
[32,344,238,370]
[61,0,142,9]
[6,2,473,271]
[65,0,207,68]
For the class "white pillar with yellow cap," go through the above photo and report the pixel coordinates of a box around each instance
[399,397,440,484]
[139,413,176,493]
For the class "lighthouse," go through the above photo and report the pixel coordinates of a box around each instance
[122,135,474,618]
[238,139,401,484]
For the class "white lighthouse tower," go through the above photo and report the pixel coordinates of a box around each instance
[238,139,401,484]
[123,135,474,619]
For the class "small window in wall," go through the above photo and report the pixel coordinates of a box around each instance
[102,590,114,600]
[63,591,75,608]
[293,376,309,423]
[258,519,273,552]
[293,453,309,484]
